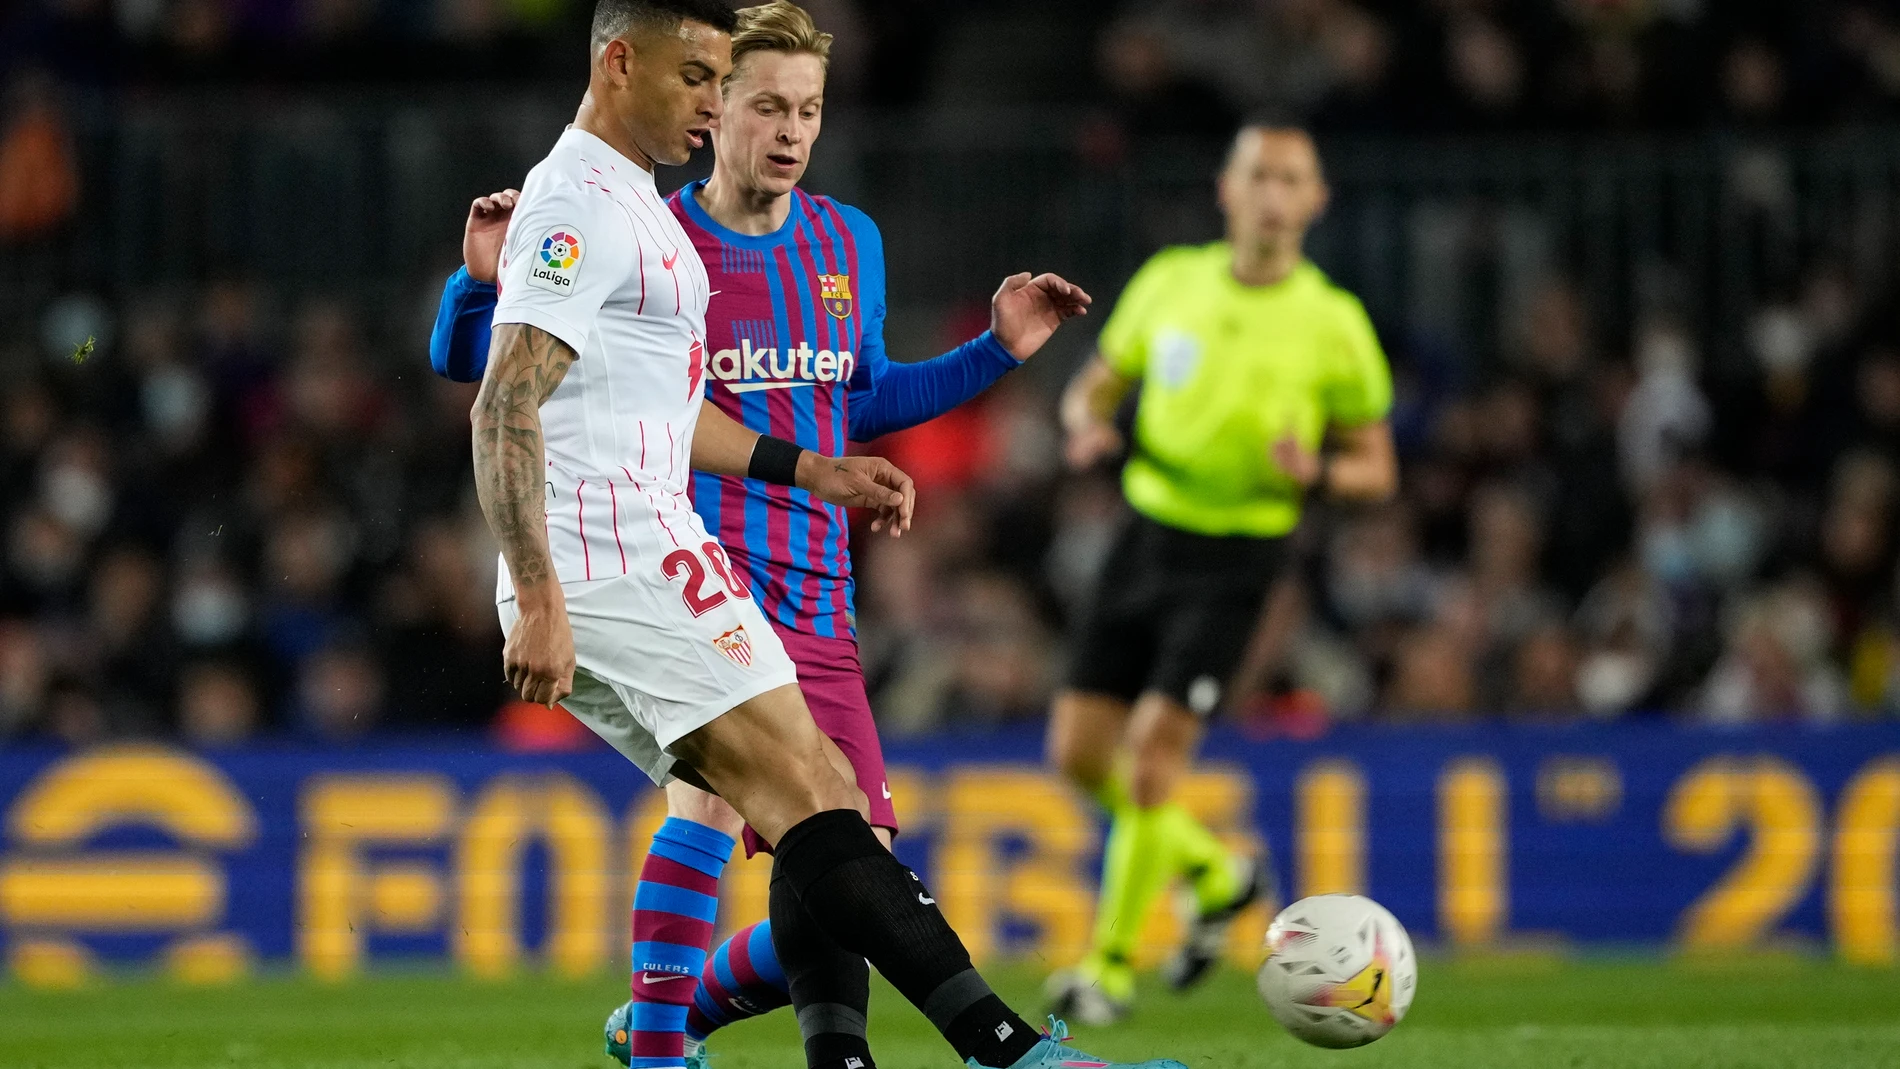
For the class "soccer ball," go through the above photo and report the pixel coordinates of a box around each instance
[1256,893,1416,1049]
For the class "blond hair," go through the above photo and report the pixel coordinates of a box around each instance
[730,1,832,72]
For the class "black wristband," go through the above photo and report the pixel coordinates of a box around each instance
[748,434,804,487]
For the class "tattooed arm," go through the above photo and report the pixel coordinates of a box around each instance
[472,323,578,706]
[690,399,916,537]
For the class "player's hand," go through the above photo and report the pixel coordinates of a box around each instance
[990,272,1092,360]
[1272,434,1322,489]
[464,189,520,284]
[1064,421,1124,470]
[797,453,915,537]
[502,592,576,707]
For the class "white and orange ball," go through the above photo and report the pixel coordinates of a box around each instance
[1256,893,1417,1049]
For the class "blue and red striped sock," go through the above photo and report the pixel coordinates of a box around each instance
[629,817,734,1068]
[684,919,792,1046]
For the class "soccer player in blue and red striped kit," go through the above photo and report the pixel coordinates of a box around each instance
[427,5,1129,1069]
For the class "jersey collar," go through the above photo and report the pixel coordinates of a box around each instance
[560,127,657,191]
[675,179,803,250]
[1220,245,1317,292]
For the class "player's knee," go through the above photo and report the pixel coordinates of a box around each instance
[786,748,861,817]
[1127,697,1197,806]
[665,782,746,838]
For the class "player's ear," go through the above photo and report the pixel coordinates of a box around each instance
[598,35,633,87]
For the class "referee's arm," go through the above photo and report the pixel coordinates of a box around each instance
[1059,354,1135,470]
[1271,421,1398,503]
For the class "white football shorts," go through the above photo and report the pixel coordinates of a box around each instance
[498,560,798,786]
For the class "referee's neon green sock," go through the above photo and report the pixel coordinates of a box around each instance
[1084,801,1167,999]
[1155,801,1242,914]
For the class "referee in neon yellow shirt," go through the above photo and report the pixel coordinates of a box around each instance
[1045,126,1398,1023]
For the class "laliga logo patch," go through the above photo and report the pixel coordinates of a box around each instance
[528,226,584,293]
[818,273,853,320]
[713,626,754,668]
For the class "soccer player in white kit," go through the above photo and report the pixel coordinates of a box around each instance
[471,4,1186,1069]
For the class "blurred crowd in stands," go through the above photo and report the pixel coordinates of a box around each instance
[0,259,1896,745]
[0,284,508,745]
[1096,0,1900,136]
[3,0,1900,745]
[14,1,1900,132]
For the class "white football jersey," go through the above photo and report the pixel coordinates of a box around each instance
[491,127,713,597]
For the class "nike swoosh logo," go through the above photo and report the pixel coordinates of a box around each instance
[640,973,692,984]
[918,893,936,906]
[728,381,815,394]
[662,250,680,270]
[881,782,892,800]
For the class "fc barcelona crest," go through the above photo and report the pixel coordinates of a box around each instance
[818,274,853,320]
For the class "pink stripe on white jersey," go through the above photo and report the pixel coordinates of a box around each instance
[576,480,592,581]
[608,480,627,574]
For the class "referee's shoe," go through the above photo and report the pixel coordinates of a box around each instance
[1162,852,1274,991]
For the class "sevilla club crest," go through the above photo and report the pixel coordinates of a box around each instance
[818,274,853,320]
[713,626,754,668]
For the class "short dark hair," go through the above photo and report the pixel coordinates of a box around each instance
[592,0,739,47]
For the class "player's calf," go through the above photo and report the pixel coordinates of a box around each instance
[686,920,792,1044]
[771,808,1041,1068]
[771,869,873,1069]
[1045,691,1130,803]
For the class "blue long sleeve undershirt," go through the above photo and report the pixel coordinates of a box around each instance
[429,266,497,384]
[846,331,1020,442]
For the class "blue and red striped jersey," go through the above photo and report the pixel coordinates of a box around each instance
[669,182,882,639]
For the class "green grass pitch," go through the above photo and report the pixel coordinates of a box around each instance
[4,959,1899,1068]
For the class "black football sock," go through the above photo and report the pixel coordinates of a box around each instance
[774,810,1041,1068]
[769,866,875,1069]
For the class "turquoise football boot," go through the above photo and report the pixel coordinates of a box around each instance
[603,1000,633,1066]
[604,1000,712,1069]
[968,1016,1189,1069]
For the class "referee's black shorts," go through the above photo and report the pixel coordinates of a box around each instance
[1065,510,1289,718]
